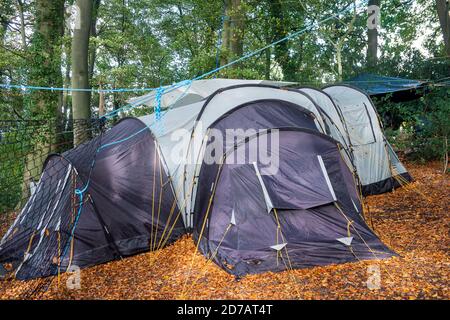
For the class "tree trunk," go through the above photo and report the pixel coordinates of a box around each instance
[71,0,93,146]
[367,0,381,70]
[63,66,71,121]
[336,45,343,82]
[220,0,231,66]
[230,0,244,60]
[63,18,72,123]
[110,0,126,123]
[0,7,9,106]
[265,42,271,80]
[0,20,6,43]
[21,0,65,206]
[268,0,294,80]
[29,0,65,117]
[89,0,101,82]
[16,0,27,49]
[325,4,357,82]
[98,85,105,117]
[436,0,450,56]
[220,0,245,68]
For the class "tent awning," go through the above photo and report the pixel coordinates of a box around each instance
[345,73,427,97]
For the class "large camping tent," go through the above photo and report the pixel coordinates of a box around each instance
[0,79,403,279]
[138,83,357,227]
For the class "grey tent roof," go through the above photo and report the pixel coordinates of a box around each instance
[128,79,294,109]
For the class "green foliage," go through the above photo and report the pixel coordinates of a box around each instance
[411,88,450,162]
[0,137,25,213]
[377,87,450,163]
[0,121,34,212]
[0,0,448,139]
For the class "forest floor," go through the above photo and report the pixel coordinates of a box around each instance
[0,161,448,300]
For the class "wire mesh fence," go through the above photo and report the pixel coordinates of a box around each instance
[0,119,102,217]
[0,118,108,298]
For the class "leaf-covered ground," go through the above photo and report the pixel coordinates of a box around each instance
[0,161,448,300]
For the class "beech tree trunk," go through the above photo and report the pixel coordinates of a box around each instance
[436,0,450,56]
[230,0,244,60]
[268,0,295,80]
[21,0,64,206]
[336,45,343,82]
[367,0,381,70]
[89,0,101,82]
[220,0,230,66]
[72,0,93,146]
[220,0,245,69]
[16,0,27,49]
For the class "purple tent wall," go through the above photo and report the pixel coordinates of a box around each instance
[65,118,186,270]
[0,118,185,280]
[193,99,320,232]
[194,128,394,276]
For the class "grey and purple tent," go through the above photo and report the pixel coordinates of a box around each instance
[0,79,402,280]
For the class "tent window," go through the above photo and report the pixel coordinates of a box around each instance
[341,104,376,146]
[363,103,377,143]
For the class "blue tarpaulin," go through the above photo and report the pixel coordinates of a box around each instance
[345,73,425,96]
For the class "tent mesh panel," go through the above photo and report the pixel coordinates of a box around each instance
[0,119,107,298]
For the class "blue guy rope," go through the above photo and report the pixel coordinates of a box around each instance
[144,80,193,135]
[155,86,165,122]
[0,83,158,93]
[101,79,193,121]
